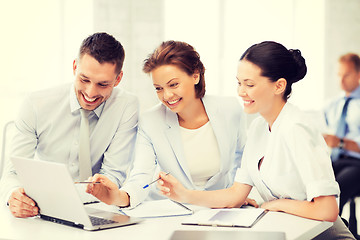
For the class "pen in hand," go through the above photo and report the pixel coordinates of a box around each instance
[74,181,101,184]
[143,172,170,189]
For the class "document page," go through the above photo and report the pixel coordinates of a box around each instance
[120,199,194,218]
[182,207,267,227]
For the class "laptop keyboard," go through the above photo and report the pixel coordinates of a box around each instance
[89,216,117,226]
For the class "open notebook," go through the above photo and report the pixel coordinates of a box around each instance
[182,207,267,228]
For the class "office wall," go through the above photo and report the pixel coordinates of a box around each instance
[324,0,360,101]
[290,0,326,110]
[163,0,223,97]
[93,0,164,111]
[0,0,93,155]
[1,0,360,152]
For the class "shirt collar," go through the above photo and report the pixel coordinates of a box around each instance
[69,84,105,118]
[347,85,360,99]
[269,102,291,133]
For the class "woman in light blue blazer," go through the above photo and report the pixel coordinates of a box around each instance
[86,41,248,208]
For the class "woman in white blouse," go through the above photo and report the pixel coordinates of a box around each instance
[86,41,250,208]
[157,41,354,239]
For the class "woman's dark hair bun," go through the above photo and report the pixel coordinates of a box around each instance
[289,49,307,83]
[240,41,308,100]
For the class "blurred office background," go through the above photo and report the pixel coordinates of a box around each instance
[0,0,360,224]
[0,0,360,138]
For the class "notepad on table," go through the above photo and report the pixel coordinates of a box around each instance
[182,207,267,228]
[120,199,194,218]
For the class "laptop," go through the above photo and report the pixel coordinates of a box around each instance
[11,156,142,231]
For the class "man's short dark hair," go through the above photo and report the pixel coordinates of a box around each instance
[79,32,125,74]
[339,53,360,72]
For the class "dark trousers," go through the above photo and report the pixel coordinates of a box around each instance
[332,155,360,215]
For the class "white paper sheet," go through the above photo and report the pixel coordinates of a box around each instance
[120,199,194,218]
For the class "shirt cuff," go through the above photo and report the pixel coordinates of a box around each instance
[234,167,253,186]
[120,182,149,209]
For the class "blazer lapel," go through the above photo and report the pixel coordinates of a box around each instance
[202,96,229,176]
[164,107,193,184]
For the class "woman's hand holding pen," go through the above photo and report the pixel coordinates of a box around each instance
[157,171,189,203]
[157,172,259,208]
[85,174,119,205]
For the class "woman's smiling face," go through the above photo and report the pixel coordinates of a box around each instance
[236,60,278,116]
[151,64,199,114]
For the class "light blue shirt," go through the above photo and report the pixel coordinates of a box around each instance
[1,83,139,202]
[122,95,247,207]
[324,86,360,159]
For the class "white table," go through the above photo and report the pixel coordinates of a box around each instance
[0,203,332,240]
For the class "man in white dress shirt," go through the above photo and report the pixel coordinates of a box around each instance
[0,32,139,218]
